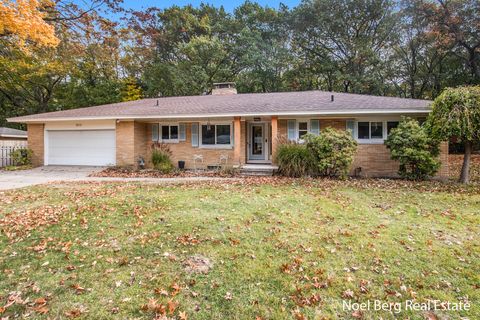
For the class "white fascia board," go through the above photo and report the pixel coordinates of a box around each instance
[7,109,431,123]
[0,134,27,138]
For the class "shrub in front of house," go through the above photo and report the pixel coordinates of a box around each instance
[151,143,174,173]
[304,128,358,178]
[384,117,440,180]
[275,142,314,177]
[10,148,33,166]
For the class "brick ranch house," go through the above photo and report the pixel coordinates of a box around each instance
[8,83,448,178]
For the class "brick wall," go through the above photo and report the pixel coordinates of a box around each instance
[276,119,449,178]
[27,123,44,166]
[350,142,449,179]
[145,122,246,169]
[134,122,148,165]
[116,121,149,167]
[116,121,135,166]
[437,142,449,178]
[350,144,400,177]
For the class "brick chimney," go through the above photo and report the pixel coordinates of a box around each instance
[211,82,237,95]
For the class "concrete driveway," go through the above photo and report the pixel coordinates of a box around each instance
[0,166,104,190]
[0,166,237,191]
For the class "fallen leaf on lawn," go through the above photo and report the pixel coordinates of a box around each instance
[425,311,438,320]
[352,310,363,318]
[170,282,181,296]
[144,298,166,314]
[359,279,369,293]
[293,310,306,320]
[35,297,47,305]
[65,308,82,318]
[224,292,233,300]
[228,238,240,246]
[167,299,178,315]
[179,311,188,320]
[33,306,49,314]
[342,289,354,299]
[71,284,85,294]
[154,288,169,296]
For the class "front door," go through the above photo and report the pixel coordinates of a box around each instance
[248,123,268,161]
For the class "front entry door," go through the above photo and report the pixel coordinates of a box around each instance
[248,123,267,161]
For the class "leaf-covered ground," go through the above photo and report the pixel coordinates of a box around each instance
[0,179,479,319]
[449,154,480,184]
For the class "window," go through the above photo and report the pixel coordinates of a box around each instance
[216,125,231,144]
[298,122,308,139]
[160,125,179,141]
[201,124,231,146]
[161,126,169,140]
[202,125,215,145]
[357,122,384,140]
[288,120,318,141]
[370,122,383,139]
[387,121,399,135]
[358,122,370,139]
[170,126,178,139]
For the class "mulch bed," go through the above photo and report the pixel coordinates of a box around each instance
[89,166,239,178]
[89,155,480,189]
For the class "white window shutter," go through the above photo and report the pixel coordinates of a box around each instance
[287,120,296,141]
[310,120,320,135]
[179,123,186,141]
[191,123,199,147]
[152,123,159,141]
[346,120,355,137]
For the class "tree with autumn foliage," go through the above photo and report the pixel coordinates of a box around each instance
[0,0,123,127]
[121,78,143,101]
[413,0,480,83]
[0,0,59,49]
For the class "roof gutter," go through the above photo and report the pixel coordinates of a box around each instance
[0,134,27,138]
[7,109,431,123]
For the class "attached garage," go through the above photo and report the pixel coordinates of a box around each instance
[46,130,116,166]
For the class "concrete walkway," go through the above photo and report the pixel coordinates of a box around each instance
[0,166,237,191]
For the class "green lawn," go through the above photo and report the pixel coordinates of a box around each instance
[0,179,479,319]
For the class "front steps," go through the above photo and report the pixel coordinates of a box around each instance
[240,164,278,176]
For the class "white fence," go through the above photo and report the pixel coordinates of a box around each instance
[0,141,28,167]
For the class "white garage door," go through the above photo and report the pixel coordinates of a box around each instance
[47,130,116,166]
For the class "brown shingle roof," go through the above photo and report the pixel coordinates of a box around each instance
[8,90,431,122]
[0,127,27,137]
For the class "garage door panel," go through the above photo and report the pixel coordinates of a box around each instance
[47,130,116,166]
